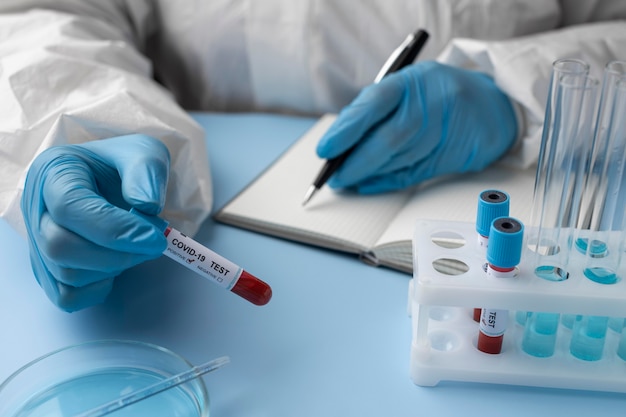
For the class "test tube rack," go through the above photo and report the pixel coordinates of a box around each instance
[408,219,626,393]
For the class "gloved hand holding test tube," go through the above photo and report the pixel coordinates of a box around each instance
[21,133,271,310]
[131,208,272,306]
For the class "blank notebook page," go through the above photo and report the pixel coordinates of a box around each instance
[218,115,412,252]
[376,165,536,247]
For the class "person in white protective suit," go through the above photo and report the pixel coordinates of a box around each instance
[0,1,624,311]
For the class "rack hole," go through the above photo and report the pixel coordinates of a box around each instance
[429,307,456,322]
[432,258,469,276]
[431,231,465,249]
[429,330,461,352]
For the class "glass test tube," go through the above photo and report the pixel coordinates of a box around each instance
[571,62,626,363]
[522,59,598,357]
[608,317,626,333]
[576,61,626,285]
[521,312,560,357]
[617,322,626,361]
[569,315,609,361]
[527,59,598,282]
[561,314,576,329]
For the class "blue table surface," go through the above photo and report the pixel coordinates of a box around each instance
[1,112,624,416]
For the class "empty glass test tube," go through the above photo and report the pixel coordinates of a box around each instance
[527,59,599,282]
[575,61,626,285]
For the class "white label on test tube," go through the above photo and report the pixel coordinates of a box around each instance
[163,227,242,290]
[479,309,508,337]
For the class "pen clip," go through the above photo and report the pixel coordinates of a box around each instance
[374,34,414,83]
[374,29,429,83]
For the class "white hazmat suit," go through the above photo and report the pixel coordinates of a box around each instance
[1,0,625,237]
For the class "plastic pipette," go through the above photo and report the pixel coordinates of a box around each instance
[72,355,230,417]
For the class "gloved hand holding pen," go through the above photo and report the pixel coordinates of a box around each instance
[315,61,518,193]
[21,135,170,312]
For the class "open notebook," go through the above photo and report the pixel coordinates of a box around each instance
[215,114,536,274]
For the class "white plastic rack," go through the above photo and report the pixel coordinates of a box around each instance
[408,219,626,393]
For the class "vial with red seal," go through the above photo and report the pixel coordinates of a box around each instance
[477,217,524,354]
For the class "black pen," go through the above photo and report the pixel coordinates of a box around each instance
[302,29,429,206]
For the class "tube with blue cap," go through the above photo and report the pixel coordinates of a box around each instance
[477,217,524,354]
[474,189,510,322]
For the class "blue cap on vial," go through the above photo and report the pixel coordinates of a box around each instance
[476,190,510,237]
[130,208,169,233]
[487,217,524,268]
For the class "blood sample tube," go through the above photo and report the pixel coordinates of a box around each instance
[131,208,272,306]
[477,217,524,354]
[474,190,510,321]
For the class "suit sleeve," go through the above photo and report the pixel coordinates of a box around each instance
[0,3,213,237]
[438,20,626,169]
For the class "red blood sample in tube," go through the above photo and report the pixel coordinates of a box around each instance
[163,226,272,306]
[477,302,510,354]
[476,217,523,354]
[473,308,482,322]
[230,270,273,306]
[131,208,272,306]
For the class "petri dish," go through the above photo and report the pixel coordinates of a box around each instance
[0,340,209,417]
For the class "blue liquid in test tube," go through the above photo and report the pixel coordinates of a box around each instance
[522,59,597,359]
[576,61,626,285]
[522,312,560,357]
[618,327,626,361]
[515,311,529,326]
[561,314,576,329]
[608,317,625,333]
[569,315,609,361]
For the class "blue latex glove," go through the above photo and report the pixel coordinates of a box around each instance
[21,134,170,312]
[316,61,517,193]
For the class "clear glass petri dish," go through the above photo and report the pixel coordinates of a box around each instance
[0,340,210,417]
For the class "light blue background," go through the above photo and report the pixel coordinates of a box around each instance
[1,112,624,416]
